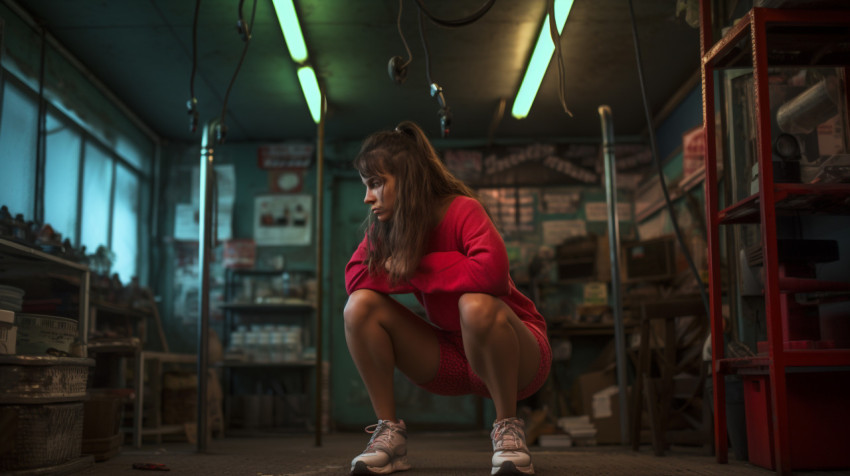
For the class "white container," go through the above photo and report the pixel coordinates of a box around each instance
[243,331,259,361]
[0,309,13,325]
[14,313,78,355]
[0,325,16,354]
[269,331,285,363]
[0,309,16,354]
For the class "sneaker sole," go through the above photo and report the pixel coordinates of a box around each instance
[492,460,535,475]
[351,457,412,475]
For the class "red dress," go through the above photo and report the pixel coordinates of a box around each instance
[345,196,551,399]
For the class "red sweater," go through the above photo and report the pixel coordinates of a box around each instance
[345,196,547,338]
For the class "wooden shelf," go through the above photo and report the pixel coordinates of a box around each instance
[548,323,637,337]
[91,300,153,319]
[217,301,314,312]
[215,360,316,368]
[88,337,142,354]
[0,237,88,271]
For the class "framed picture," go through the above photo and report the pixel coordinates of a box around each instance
[253,194,312,246]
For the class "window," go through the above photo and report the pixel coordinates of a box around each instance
[0,81,38,218]
[80,142,114,255]
[44,112,82,245]
[111,163,140,282]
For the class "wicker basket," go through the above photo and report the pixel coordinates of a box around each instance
[0,355,93,404]
[14,313,78,355]
[0,402,84,471]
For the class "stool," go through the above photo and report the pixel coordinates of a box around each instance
[629,296,709,455]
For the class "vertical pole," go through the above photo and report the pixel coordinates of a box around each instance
[598,105,629,444]
[698,0,729,463]
[314,98,326,447]
[751,9,790,474]
[197,119,218,452]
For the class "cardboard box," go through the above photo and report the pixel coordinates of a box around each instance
[591,385,628,445]
[575,368,616,416]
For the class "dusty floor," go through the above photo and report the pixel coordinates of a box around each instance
[61,431,850,476]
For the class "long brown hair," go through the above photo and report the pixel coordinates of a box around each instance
[354,120,477,283]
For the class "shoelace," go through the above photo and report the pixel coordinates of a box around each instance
[364,421,395,451]
[491,419,524,451]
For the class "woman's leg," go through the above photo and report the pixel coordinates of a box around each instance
[343,289,441,421]
[457,293,541,420]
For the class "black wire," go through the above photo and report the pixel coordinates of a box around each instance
[417,6,433,86]
[220,0,257,124]
[35,26,47,225]
[396,0,413,68]
[547,0,572,117]
[0,19,6,138]
[190,0,200,101]
[413,0,496,28]
[627,0,709,318]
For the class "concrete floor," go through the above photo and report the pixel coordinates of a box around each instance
[68,431,850,476]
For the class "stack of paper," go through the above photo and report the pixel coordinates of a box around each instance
[557,415,598,446]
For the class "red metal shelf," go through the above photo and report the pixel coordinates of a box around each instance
[784,349,850,367]
[703,8,850,69]
[681,350,850,377]
[778,276,850,293]
[716,356,770,374]
[718,183,850,225]
[701,3,850,473]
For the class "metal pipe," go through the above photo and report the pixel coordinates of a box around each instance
[598,105,629,445]
[196,119,219,452]
[314,98,325,447]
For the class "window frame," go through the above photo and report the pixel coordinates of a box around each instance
[1,69,154,283]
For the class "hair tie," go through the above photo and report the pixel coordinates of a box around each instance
[394,125,414,138]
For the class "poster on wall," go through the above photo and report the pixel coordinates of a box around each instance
[176,164,235,241]
[253,194,312,246]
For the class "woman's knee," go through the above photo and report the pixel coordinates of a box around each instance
[343,289,385,329]
[458,293,504,335]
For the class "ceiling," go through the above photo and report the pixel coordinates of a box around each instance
[8,0,701,145]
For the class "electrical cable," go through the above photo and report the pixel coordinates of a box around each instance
[417,5,451,137]
[217,0,257,142]
[187,0,201,133]
[626,0,709,318]
[413,0,496,28]
[396,0,413,69]
[417,6,433,86]
[35,26,47,225]
[0,18,6,138]
[237,0,252,41]
[547,0,572,117]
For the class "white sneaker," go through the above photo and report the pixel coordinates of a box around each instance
[491,417,535,475]
[350,419,412,475]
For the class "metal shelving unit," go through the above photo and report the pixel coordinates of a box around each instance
[700,3,850,474]
[218,268,320,435]
[0,237,90,349]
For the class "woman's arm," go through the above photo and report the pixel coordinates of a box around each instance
[409,198,511,296]
[345,235,416,295]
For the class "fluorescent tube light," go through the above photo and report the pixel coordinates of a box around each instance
[272,0,309,63]
[511,0,574,119]
[298,66,322,123]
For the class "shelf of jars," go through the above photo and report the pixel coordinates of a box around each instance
[216,267,318,434]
